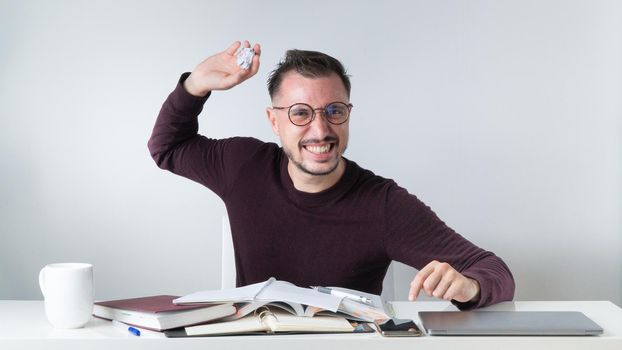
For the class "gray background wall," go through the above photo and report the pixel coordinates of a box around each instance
[1,0,620,305]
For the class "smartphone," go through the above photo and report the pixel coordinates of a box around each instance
[374,318,423,337]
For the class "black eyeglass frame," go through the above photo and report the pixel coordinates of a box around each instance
[272,101,353,126]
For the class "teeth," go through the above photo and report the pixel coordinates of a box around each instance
[306,144,331,154]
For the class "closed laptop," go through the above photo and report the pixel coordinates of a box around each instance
[419,311,603,336]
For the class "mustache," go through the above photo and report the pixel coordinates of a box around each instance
[300,136,338,146]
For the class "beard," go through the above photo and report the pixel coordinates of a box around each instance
[283,139,347,176]
[289,153,342,176]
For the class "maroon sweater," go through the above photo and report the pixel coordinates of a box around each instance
[148,73,515,309]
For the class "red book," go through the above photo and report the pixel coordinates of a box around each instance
[93,295,236,331]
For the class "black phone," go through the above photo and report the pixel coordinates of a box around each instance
[374,318,423,337]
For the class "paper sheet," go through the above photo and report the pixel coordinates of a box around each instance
[173,278,273,304]
[256,280,342,312]
[236,48,254,70]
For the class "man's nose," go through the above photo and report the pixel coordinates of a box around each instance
[309,109,331,133]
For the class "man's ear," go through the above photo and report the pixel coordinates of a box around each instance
[266,107,280,136]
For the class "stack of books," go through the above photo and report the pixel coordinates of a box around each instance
[94,279,388,337]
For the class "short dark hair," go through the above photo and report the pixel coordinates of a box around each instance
[267,49,351,100]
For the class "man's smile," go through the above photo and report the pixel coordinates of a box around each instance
[303,143,334,154]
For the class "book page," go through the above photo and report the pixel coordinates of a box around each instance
[223,300,304,321]
[301,287,389,322]
[174,278,274,304]
[185,315,268,336]
[175,278,344,313]
[266,301,304,316]
[257,280,342,312]
[329,287,385,309]
[338,298,389,322]
[263,311,354,333]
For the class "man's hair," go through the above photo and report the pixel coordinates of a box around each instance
[267,49,351,100]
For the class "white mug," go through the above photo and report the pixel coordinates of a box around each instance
[39,263,93,329]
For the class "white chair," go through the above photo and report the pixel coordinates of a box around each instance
[381,263,396,301]
[221,214,237,289]
[220,214,396,300]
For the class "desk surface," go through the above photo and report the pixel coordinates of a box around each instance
[1,300,621,350]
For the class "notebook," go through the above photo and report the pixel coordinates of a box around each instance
[418,311,604,336]
[164,307,375,337]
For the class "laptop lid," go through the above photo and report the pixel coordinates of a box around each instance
[419,311,603,336]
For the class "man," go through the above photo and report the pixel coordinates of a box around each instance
[148,40,515,309]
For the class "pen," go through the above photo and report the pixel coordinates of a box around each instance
[112,320,141,336]
[311,286,373,305]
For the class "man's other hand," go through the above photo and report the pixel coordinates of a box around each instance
[408,260,480,303]
[184,40,261,97]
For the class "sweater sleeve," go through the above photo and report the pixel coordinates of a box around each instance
[147,73,263,198]
[383,184,515,310]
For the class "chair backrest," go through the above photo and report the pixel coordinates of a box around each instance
[381,262,396,301]
[221,215,236,289]
[220,214,396,299]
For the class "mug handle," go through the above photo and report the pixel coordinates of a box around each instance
[38,266,47,297]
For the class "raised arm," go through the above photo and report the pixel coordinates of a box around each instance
[147,41,261,193]
[183,40,261,97]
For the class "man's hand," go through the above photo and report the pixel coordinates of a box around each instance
[408,260,480,303]
[184,40,261,97]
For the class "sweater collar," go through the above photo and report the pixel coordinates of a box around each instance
[279,151,358,208]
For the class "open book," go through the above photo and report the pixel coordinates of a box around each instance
[164,307,375,337]
[173,278,389,323]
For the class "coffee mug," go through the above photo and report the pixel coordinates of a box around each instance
[39,263,93,329]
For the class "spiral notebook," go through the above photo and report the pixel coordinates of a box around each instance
[164,307,375,337]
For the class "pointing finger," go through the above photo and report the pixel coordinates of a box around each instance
[409,261,438,301]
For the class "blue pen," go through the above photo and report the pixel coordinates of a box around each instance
[112,320,141,336]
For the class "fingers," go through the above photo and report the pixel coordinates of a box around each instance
[227,40,258,55]
[224,41,242,55]
[408,261,479,303]
[408,260,437,301]
[433,273,453,300]
[249,43,261,75]
[253,43,261,56]
[232,40,261,74]
[221,40,262,87]
[234,42,261,78]
[443,280,465,301]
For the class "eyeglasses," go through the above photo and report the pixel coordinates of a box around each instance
[272,101,353,126]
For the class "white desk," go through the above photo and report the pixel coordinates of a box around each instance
[1,300,621,350]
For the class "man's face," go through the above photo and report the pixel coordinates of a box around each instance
[267,72,350,177]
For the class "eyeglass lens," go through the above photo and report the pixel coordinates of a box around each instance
[289,102,350,126]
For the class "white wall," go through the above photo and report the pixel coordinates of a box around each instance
[1,0,620,305]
